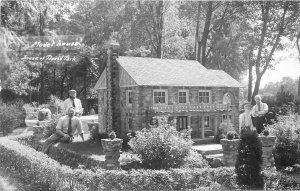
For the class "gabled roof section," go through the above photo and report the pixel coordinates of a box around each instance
[116,56,243,87]
[93,69,106,90]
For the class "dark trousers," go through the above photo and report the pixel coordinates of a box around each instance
[41,133,73,154]
[252,116,266,134]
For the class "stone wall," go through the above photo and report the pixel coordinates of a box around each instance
[99,85,240,137]
[129,86,239,133]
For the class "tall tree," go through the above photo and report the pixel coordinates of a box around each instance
[247,1,299,104]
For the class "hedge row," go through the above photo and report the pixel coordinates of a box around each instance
[9,133,104,169]
[0,137,239,190]
[1,137,300,190]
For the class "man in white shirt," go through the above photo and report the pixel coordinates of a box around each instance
[251,95,268,134]
[42,107,84,154]
[239,103,254,135]
[63,89,83,117]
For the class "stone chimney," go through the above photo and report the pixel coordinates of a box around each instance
[106,40,121,135]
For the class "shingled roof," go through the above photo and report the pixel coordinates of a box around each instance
[94,56,243,90]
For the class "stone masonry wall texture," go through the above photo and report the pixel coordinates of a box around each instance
[98,85,240,138]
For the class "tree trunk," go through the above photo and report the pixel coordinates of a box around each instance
[52,67,56,95]
[252,75,262,105]
[201,1,213,66]
[40,65,45,104]
[39,10,45,104]
[195,2,201,61]
[248,62,252,102]
[156,1,163,58]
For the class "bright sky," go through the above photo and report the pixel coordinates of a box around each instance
[242,46,300,89]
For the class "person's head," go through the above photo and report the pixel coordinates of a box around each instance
[254,95,262,104]
[67,107,75,118]
[243,103,252,112]
[69,90,76,99]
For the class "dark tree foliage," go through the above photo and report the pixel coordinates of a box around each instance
[235,130,263,189]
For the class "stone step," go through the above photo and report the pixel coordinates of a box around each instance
[205,153,223,160]
[192,137,216,145]
[192,143,223,156]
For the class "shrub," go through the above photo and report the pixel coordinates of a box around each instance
[0,138,239,190]
[0,138,103,190]
[226,131,239,140]
[263,168,300,190]
[235,130,263,189]
[42,113,63,138]
[129,116,193,169]
[0,102,22,135]
[215,121,234,143]
[269,115,300,169]
[49,94,64,114]
[180,150,209,169]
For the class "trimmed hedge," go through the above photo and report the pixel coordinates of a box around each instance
[0,138,100,190]
[9,133,104,169]
[1,137,300,190]
[0,137,239,190]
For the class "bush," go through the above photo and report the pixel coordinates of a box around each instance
[226,131,239,140]
[0,102,23,135]
[235,130,264,189]
[180,150,209,169]
[0,138,103,190]
[49,94,64,114]
[0,138,240,190]
[269,115,300,169]
[42,113,63,138]
[215,121,234,143]
[129,116,193,169]
[263,168,300,190]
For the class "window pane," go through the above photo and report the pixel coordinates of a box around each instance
[154,92,157,96]
[161,97,165,103]
[162,92,165,96]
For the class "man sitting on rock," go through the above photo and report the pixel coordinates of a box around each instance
[42,107,84,154]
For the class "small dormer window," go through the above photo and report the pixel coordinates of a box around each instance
[199,90,211,103]
[153,89,168,104]
[126,90,132,106]
[178,90,189,104]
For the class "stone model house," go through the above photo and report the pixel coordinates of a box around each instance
[94,47,242,139]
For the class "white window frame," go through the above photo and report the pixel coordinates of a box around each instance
[204,116,210,128]
[126,90,133,106]
[153,89,168,105]
[178,90,189,104]
[199,90,211,104]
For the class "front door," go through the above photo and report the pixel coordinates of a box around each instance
[177,116,188,131]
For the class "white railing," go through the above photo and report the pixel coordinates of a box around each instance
[149,103,231,113]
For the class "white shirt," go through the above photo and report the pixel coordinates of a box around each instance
[251,102,268,117]
[63,98,83,115]
[239,112,254,134]
[56,115,84,135]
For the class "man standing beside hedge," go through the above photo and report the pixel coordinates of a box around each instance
[42,107,84,154]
